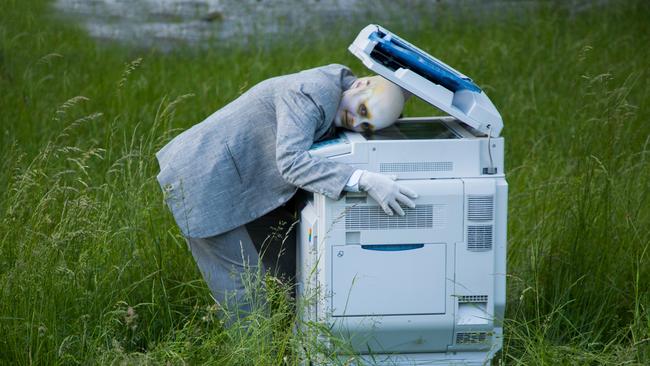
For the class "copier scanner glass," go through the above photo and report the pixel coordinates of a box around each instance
[364,120,460,140]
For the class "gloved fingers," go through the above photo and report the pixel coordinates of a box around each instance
[398,185,418,199]
[380,202,394,216]
[388,199,405,216]
[396,193,416,209]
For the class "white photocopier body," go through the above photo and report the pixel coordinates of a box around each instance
[296,25,507,365]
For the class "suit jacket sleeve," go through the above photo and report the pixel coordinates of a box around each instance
[275,86,355,200]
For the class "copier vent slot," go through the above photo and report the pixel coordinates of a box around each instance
[467,225,493,251]
[458,295,488,303]
[466,195,494,251]
[380,161,453,173]
[467,195,494,221]
[455,332,488,345]
[345,204,446,230]
[345,195,367,204]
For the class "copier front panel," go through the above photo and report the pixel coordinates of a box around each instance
[329,179,463,316]
[313,179,460,353]
[330,243,447,317]
[299,165,506,359]
[302,175,506,356]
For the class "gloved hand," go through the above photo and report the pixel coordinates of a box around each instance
[358,171,418,216]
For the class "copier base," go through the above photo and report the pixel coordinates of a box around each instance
[342,351,497,365]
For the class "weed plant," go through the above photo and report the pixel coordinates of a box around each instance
[1,0,649,364]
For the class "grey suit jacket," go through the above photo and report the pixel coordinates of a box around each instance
[156,64,357,238]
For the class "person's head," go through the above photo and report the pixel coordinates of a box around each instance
[334,75,407,133]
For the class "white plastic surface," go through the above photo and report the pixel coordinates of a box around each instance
[457,303,489,325]
[331,243,446,316]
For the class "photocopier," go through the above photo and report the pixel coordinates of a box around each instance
[297,24,507,366]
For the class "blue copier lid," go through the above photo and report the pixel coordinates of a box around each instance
[348,24,503,137]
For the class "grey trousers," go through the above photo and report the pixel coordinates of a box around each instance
[187,225,264,318]
[186,202,298,319]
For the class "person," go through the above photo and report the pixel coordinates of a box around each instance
[155,64,418,321]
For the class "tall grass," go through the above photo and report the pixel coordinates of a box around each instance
[1,0,649,364]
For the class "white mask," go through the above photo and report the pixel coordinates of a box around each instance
[334,76,406,133]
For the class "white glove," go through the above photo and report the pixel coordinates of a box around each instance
[358,171,418,216]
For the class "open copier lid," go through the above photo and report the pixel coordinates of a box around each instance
[348,24,503,137]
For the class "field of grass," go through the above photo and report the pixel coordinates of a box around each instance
[1,0,649,364]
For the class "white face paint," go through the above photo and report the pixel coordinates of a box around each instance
[334,76,406,133]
